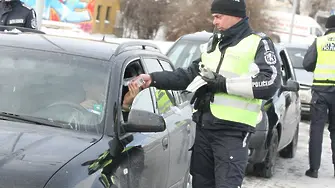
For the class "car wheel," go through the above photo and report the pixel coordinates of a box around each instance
[254,128,279,178]
[279,123,299,158]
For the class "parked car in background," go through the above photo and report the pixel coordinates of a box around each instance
[166,31,301,178]
[0,26,195,188]
[284,43,312,118]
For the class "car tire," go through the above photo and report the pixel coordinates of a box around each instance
[254,128,279,178]
[279,123,299,158]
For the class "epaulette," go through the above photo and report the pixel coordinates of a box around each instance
[252,32,269,40]
[21,2,33,10]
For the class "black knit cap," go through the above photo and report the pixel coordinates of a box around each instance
[326,15,335,29]
[211,0,246,18]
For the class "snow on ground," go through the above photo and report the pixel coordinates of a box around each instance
[243,121,334,188]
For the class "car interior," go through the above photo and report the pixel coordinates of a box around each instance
[121,60,145,122]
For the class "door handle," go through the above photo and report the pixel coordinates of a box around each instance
[162,137,168,150]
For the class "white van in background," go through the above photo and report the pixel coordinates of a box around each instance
[263,11,324,45]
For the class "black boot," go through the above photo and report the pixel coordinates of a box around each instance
[305,169,318,178]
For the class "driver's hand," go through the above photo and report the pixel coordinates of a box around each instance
[80,99,97,109]
[123,81,140,106]
[133,74,151,89]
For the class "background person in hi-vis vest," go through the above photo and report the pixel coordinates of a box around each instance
[303,15,335,179]
[133,0,281,187]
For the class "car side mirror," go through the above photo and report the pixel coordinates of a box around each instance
[122,109,166,133]
[282,80,300,92]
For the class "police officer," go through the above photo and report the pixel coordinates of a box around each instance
[0,0,37,29]
[133,0,281,187]
[303,15,335,178]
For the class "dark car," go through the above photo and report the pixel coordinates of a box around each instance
[0,26,195,188]
[166,31,301,178]
[283,43,312,118]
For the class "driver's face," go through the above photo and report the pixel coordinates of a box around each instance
[83,82,105,102]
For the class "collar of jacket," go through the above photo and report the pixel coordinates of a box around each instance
[218,17,252,51]
[325,28,335,35]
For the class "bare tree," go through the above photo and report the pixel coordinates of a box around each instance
[288,0,301,14]
[120,0,167,39]
[163,0,271,41]
[163,0,213,41]
[306,0,329,18]
[246,0,271,33]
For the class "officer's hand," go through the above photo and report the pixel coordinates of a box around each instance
[190,86,205,110]
[133,74,152,89]
[201,72,227,93]
[190,86,214,110]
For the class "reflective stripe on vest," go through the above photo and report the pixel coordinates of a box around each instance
[314,33,335,86]
[201,34,262,127]
[155,90,173,114]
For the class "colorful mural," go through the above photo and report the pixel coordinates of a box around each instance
[22,0,95,32]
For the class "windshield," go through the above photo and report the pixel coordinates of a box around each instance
[286,47,307,69]
[167,39,205,68]
[0,46,111,134]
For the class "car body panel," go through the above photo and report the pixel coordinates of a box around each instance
[0,120,99,188]
[0,30,195,188]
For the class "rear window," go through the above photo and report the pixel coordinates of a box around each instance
[286,47,307,69]
[166,39,206,68]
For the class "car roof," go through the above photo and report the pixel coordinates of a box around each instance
[178,31,310,51]
[0,32,120,60]
[276,42,310,50]
[179,31,212,41]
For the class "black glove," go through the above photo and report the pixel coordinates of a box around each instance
[201,72,227,93]
[190,86,214,110]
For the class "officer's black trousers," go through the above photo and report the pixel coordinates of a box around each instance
[190,125,250,188]
[309,91,335,170]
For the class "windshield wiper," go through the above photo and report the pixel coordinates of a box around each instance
[0,112,63,128]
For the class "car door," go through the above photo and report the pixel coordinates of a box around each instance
[141,57,194,187]
[121,58,170,188]
[158,59,195,187]
[278,49,299,148]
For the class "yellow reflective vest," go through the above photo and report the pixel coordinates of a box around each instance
[201,34,263,127]
[155,90,174,114]
[313,33,335,86]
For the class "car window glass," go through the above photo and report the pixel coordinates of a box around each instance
[142,58,163,73]
[0,46,110,134]
[142,58,175,114]
[166,40,203,68]
[158,60,183,104]
[286,47,307,69]
[280,50,292,84]
[316,28,323,37]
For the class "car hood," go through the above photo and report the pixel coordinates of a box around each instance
[294,68,313,85]
[0,120,98,188]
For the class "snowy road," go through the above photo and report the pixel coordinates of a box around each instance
[243,121,334,188]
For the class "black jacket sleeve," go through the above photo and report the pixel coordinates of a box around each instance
[150,58,201,90]
[251,38,282,99]
[24,8,37,29]
[225,38,281,100]
[303,40,317,72]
